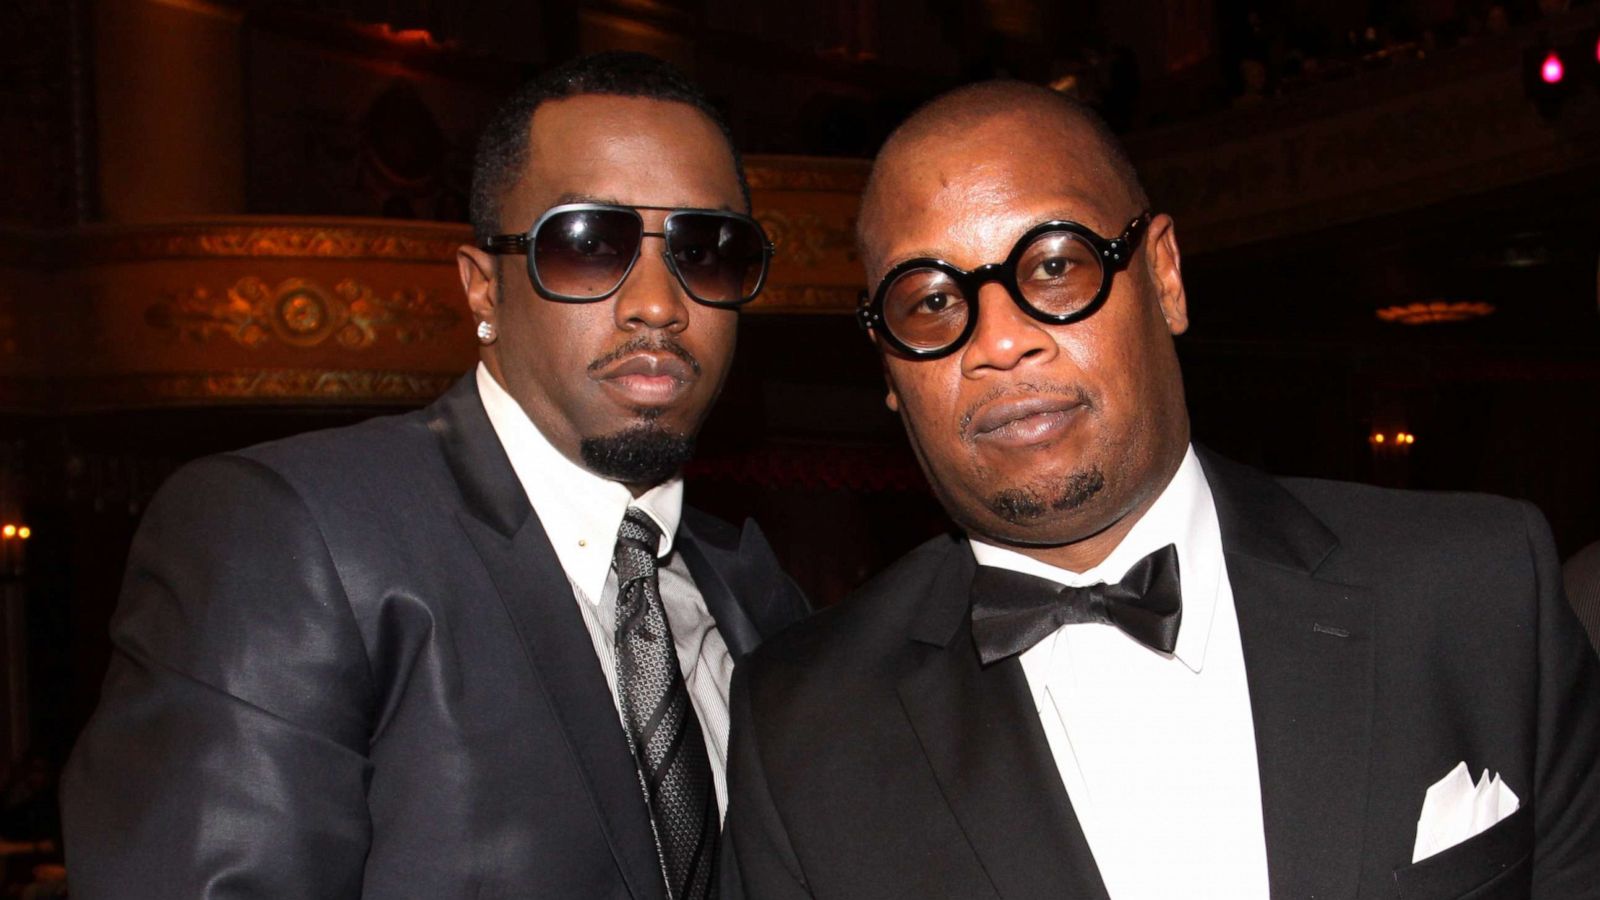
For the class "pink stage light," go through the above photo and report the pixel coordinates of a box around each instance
[1541,51,1565,84]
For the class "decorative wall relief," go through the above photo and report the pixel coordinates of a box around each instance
[58,370,459,408]
[758,210,857,268]
[147,276,460,349]
[84,226,466,264]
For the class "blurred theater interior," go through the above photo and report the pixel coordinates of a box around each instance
[0,0,1597,887]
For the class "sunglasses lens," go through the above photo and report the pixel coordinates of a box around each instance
[665,213,769,304]
[881,268,970,353]
[531,209,642,298]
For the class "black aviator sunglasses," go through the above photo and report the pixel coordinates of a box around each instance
[480,203,774,308]
[858,212,1153,359]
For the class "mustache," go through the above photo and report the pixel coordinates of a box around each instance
[958,382,1091,440]
[587,336,702,377]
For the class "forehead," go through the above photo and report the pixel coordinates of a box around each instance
[509,95,743,220]
[863,114,1126,276]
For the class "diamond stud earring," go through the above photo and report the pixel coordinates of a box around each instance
[476,320,497,345]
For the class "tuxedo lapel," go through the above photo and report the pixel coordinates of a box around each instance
[1200,451,1376,900]
[895,543,1110,900]
[427,375,664,900]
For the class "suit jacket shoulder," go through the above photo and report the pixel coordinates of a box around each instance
[744,532,964,685]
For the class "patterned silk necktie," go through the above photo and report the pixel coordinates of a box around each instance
[613,508,718,900]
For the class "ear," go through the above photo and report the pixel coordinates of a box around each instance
[457,244,499,327]
[868,331,903,412]
[1145,214,1189,336]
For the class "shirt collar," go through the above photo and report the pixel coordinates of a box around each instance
[475,363,683,604]
[968,445,1224,675]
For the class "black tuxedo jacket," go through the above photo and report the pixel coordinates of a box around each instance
[727,452,1600,899]
[62,374,808,899]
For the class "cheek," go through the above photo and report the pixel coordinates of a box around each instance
[506,296,606,377]
[886,361,965,456]
[688,311,739,381]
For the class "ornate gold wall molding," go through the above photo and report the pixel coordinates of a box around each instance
[147,276,461,349]
[57,369,459,409]
[73,221,470,263]
[758,210,857,269]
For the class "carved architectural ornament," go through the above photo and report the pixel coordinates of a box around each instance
[78,223,470,263]
[147,276,461,349]
[758,210,857,268]
[59,369,458,408]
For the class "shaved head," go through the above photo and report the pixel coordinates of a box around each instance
[858,81,1148,274]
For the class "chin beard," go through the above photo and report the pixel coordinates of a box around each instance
[986,466,1106,525]
[580,422,695,486]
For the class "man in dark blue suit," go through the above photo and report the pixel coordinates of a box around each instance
[64,52,806,899]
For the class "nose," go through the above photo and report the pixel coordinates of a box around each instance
[960,282,1057,375]
[612,234,690,334]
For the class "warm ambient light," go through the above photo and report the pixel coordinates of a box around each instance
[1542,51,1566,84]
[1375,301,1495,325]
[0,524,24,539]
[1371,432,1417,446]
[357,23,447,50]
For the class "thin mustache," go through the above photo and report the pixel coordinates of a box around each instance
[587,337,702,376]
[959,382,1090,439]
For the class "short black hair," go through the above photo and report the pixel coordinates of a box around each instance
[468,51,749,241]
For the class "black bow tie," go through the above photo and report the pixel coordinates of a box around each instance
[969,543,1183,665]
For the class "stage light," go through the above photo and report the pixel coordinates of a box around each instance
[1542,51,1566,84]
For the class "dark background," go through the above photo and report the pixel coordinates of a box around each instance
[1,0,1598,887]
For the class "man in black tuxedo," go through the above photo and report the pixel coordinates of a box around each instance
[726,81,1600,899]
[62,53,806,899]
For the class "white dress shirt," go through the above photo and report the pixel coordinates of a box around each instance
[475,363,735,815]
[969,447,1270,899]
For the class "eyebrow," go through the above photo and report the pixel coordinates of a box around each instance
[551,192,736,212]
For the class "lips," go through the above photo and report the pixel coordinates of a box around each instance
[593,352,696,406]
[967,394,1085,447]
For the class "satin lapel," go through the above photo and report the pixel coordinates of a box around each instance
[895,544,1110,900]
[1200,451,1376,900]
[676,519,760,661]
[428,375,664,900]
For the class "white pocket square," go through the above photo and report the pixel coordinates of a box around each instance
[1412,761,1520,863]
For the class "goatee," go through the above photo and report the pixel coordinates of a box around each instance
[580,423,695,486]
[987,467,1106,525]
